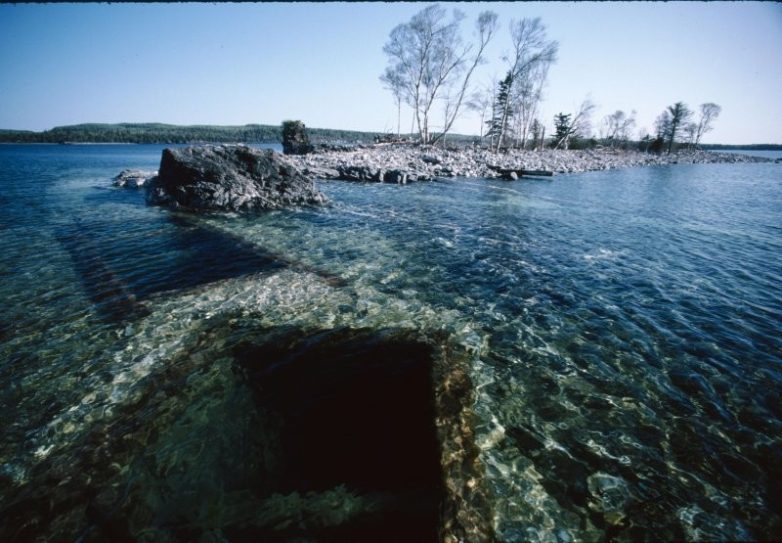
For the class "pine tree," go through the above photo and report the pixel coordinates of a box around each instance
[553,113,571,148]
[486,72,514,147]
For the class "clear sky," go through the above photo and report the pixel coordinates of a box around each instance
[1,1,780,144]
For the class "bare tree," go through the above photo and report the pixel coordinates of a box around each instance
[553,98,596,149]
[380,5,497,145]
[694,102,721,147]
[466,83,493,140]
[683,122,698,149]
[432,10,498,145]
[494,18,558,152]
[601,109,636,148]
[381,66,405,138]
[512,61,551,149]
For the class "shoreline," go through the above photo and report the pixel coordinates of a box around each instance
[287,145,775,183]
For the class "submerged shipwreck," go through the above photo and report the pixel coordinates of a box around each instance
[1,146,495,542]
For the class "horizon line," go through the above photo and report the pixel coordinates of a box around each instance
[0,122,779,147]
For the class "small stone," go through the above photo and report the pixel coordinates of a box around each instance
[113,169,156,188]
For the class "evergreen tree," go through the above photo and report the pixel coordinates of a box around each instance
[665,102,692,153]
[487,72,514,146]
[553,113,572,148]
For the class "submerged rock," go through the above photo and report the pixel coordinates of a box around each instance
[113,169,156,188]
[145,145,326,212]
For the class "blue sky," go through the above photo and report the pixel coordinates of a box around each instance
[1,2,780,144]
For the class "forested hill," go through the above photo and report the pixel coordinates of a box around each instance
[0,123,385,144]
[699,143,782,151]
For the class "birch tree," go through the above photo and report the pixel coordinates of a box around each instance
[432,10,498,145]
[466,83,493,140]
[513,61,551,149]
[694,102,721,147]
[380,4,497,145]
[683,122,698,149]
[601,110,636,148]
[553,98,596,150]
[494,18,558,152]
[381,66,405,138]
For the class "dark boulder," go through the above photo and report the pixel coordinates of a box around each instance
[281,120,313,155]
[146,145,326,212]
[337,165,377,182]
[303,165,341,180]
[383,169,408,184]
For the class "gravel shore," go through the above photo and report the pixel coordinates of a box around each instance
[287,145,772,183]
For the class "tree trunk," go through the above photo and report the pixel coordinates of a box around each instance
[397,97,401,138]
[667,120,677,154]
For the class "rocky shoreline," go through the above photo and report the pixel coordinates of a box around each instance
[113,144,775,199]
[288,144,774,183]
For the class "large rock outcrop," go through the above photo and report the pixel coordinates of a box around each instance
[146,145,326,212]
[281,120,313,155]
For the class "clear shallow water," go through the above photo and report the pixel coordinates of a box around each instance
[1,144,781,541]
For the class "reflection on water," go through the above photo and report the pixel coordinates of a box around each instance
[0,144,781,541]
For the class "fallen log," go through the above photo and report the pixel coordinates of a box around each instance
[486,164,554,178]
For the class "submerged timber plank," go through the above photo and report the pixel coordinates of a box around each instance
[57,221,150,323]
[58,214,346,324]
[169,213,347,288]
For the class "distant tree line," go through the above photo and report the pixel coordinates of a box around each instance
[0,123,384,145]
[699,143,782,151]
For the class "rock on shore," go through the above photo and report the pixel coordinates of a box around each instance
[145,145,327,212]
[287,145,772,183]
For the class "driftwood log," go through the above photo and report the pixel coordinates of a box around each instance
[486,164,553,179]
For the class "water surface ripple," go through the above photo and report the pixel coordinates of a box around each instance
[1,145,780,541]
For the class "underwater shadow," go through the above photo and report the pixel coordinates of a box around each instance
[0,324,493,543]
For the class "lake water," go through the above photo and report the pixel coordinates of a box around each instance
[714,149,782,160]
[1,144,780,541]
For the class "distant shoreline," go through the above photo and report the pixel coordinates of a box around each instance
[1,122,780,150]
[0,122,379,146]
[2,141,781,152]
[0,142,141,145]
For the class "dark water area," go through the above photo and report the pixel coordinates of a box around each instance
[1,144,781,541]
